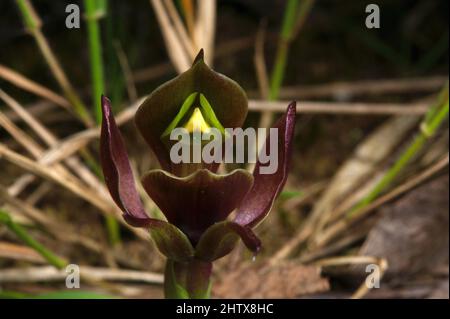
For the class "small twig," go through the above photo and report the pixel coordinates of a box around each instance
[29,97,145,165]
[133,35,254,83]
[0,65,70,109]
[314,256,388,299]
[0,143,147,241]
[0,265,163,285]
[299,230,368,264]
[164,0,195,59]
[113,41,138,102]
[180,0,196,44]
[150,0,191,73]
[2,100,56,123]
[195,0,216,64]
[0,241,46,264]
[253,20,272,135]
[276,76,448,99]
[282,181,327,211]
[248,100,430,115]
[0,110,43,158]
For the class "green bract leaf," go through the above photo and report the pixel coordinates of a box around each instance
[150,221,195,262]
[195,221,261,262]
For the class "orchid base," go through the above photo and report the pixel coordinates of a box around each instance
[164,258,213,299]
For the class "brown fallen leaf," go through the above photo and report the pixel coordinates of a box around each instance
[213,261,329,298]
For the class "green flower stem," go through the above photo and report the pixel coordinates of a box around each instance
[15,0,93,127]
[348,85,449,218]
[0,209,68,269]
[164,259,212,299]
[268,0,315,101]
[268,0,298,101]
[259,0,314,129]
[84,0,106,124]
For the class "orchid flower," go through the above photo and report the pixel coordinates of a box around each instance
[100,50,296,298]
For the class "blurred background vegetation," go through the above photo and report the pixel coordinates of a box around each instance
[0,0,448,299]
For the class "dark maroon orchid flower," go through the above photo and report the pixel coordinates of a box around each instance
[100,50,296,298]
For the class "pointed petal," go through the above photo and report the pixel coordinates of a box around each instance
[100,96,194,262]
[141,168,253,244]
[234,102,297,228]
[195,221,261,262]
[100,95,150,226]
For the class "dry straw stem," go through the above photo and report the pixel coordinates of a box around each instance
[308,116,421,240]
[0,111,43,158]
[0,265,163,285]
[0,143,148,241]
[0,241,46,264]
[1,89,110,206]
[282,181,327,211]
[114,41,138,102]
[133,35,254,83]
[14,0,93,126]
[1,186,158,268]
[298,229,369,264]
[0,91,148,240]
[29,97,145,166]
[0,185,104,254]
[0,65,70,109]
[3,100,55,123]
[194,0,216,64]
[180,0,195,42]
[313,153,449,248]
[164,0,195,59]
[249,100,430,115]
[314,256,388,299]
[0,96,143,241]
[271,115,421,263]
[254,21,270,100]
[277,75,448,99]
[150,0,191,73]
[24,181,51,206]
[316,133,446,229]
[150,0,216,73]
[0,89,100,192]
